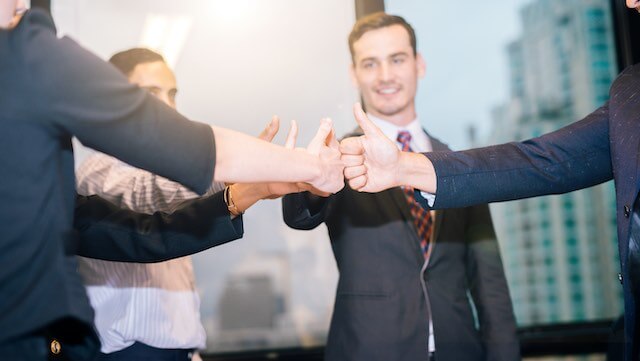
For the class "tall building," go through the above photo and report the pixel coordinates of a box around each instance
[487,0,622,325]
[213,252,298,351]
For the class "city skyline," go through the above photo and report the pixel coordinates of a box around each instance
[486,0,623,326]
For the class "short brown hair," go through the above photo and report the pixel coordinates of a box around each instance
[348,12,417,62]
[108,48,165,76]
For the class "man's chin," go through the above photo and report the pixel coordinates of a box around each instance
[374,105,406,118]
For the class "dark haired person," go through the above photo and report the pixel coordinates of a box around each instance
[284,12,518,361]
[341,2,640,360]
[0,3,342,360]
[76,47,311,361]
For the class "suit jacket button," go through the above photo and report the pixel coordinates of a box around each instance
[50,339,61,355]
[624,205,631,218]
[619,273,624,284]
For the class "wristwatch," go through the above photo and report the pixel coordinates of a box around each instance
[224,185,243,216]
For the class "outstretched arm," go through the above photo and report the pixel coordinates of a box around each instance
[420,103,612,209]
[341,102,613,210]
[23,9,344,196]
[226,116,334,214]
[213,118,344,194]
[74,192,243,263]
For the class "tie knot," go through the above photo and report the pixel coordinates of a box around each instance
[397,131,412,151]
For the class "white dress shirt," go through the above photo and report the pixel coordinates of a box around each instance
[367,114,436,353]
[76,152,225,354]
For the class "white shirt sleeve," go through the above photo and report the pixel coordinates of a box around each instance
[76,153,224,214]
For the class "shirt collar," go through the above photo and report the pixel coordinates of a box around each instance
[366,113,432,152]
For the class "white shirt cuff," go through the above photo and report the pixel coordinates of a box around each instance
[420,191,436,207]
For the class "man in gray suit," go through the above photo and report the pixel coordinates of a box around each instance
[282,12,519,361]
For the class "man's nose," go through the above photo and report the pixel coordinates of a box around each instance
[378,62,392,81]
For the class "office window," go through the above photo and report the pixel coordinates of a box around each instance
[386,0,623,332]
[58,0,355,354]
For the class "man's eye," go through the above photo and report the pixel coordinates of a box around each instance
[392,57,405,64]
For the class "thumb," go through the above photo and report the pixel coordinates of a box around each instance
[353,103,383,139]
[308,118,333,153]
[327,128,339,149]
[284,120,298,149]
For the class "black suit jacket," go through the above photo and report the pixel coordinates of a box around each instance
[283,131,519,361]
[73,192,243,263]
[420,64,640,360]
[0,8,215,359]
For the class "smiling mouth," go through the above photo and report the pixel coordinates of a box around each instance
[376,88,400,95]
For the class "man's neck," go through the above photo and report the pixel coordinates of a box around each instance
[368,108,417,127]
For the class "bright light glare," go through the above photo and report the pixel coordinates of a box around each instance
[139,14,192,68]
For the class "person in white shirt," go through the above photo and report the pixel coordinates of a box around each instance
[76,48,310,360]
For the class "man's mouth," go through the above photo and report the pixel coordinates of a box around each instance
[376,87,400,95]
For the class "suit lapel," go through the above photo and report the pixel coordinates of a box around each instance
[353,125,424,266]
[348,126,448,265]
[635,135,640,196]
[388,130,447,266]
[610,71,640,262]
[627,102,640,196]
[384,176,426,266]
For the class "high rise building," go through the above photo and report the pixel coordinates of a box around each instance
[213,252,298,351]
[487,0,622,325]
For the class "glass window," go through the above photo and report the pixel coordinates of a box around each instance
[386,0,623,331]
[58,0,355,354]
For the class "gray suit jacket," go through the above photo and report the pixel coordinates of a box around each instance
[282,130,520,361]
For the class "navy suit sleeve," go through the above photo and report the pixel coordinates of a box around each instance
[422,103,613,209]
[282,193,331,230]
[464,204,520,361]
[73,192,243,263]
[23,9,215,194]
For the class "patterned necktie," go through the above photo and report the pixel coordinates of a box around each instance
[397,131,434,260]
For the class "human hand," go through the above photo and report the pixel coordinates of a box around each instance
[257,115,281,142]
[263,120,331,198]
[227,117,317,212]
[306,118,345,194]
[256,116,331,198]
[340,103,402,192]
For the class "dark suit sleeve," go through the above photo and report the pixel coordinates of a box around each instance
[73,192,243,263]
[419,103,612,210]
[282,192,332,230]
[24,9,214,194]
[465,204,520,361]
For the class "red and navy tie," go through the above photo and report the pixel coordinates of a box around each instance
[397,131,434,260]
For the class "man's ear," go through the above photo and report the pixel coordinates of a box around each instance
[416,52,426,79]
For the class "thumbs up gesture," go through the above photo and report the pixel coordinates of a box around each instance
[340,103,437,194]
[340,103,401,192]
[306,118,345,194]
